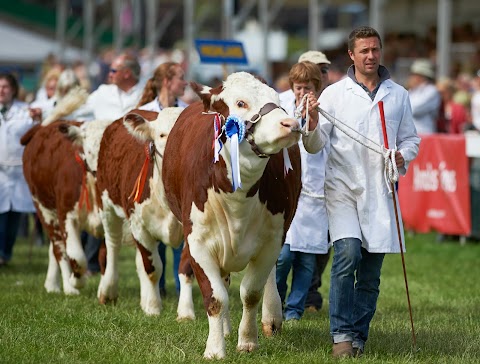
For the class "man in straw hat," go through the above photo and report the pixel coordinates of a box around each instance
[407,58,441,134]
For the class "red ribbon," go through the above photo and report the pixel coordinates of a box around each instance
[74,151,91,212]
[129,142,153,203]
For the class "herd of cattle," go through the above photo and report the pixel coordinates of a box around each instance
[20,72,303,359]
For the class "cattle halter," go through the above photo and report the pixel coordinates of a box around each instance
[244,102,284,158]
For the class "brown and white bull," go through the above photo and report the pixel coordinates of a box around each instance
[162,72,304,359]
[21,120,108,294]
[93,107,184,314]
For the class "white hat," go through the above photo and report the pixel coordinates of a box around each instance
[298,50,331,65]
[410,59,435,79]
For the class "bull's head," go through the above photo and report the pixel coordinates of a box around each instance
[192,72,300,157]
[123,107,184,155]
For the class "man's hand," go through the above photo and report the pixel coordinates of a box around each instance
[395,151,405,168]
[29,107,42,122]
[301,92,320,131]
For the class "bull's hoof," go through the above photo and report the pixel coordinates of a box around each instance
[176,314,195,322]
[44,282,61,293]
[63,286,81,295]
[237,342,258,353]
[203,349,226,360]
[98,294,117,305]
[262,322,282,337]
[69,274,86,289]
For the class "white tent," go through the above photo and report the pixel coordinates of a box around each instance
[0,20,82,64]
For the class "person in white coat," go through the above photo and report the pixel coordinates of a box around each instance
[279,51,333,313]
[407,58,441,134]
[314,26,421,358]
[137,61,188,297]
[0,73,36,265]
[83,53,142,275]
[275,61,329,321]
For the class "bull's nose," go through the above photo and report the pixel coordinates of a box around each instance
[281,118,300,129]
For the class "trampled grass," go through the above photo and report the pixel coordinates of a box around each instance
[1,233,479,363]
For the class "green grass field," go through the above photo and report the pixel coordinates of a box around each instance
[1,233,479,363]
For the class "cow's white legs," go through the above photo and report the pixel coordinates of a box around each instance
[189,244,229,359]
[97,204,123,304]
[177,273,195,320]
[64,213,87,289]
[52,239,81,295]
[44,241,61,293]
[237,259,280,352]
[135,239,162,315]
[261,267,283,336]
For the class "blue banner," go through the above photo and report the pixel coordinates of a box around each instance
[195,39,248,65]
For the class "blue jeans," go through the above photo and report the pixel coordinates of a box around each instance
[329,238,385,351]
[276,243,316,320]
[0,211,22,262]
[158,241,184,294]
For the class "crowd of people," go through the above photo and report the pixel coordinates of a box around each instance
[0,23,479,359]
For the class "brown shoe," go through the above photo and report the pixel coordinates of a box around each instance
[353,347,364,358]
[332,341,353,358]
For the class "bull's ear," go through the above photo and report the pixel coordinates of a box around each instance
[191,81,215,112]
[123,112,152,142]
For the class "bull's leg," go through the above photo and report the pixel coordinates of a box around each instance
[237,259,281,353]
[188,243,229,359]
[97,203,123,305]
[44,241,61,293]
[134,237,162,315]
[64,212,87,289]
[177,246,196,321]
[52,239,80,295]
[261,267,283,336]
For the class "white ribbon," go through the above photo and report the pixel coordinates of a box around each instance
[230,133,242,190]
[283,148,293,176]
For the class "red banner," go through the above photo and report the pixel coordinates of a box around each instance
[398,134,471,235]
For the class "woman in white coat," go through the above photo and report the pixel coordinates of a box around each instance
[0,73,36,266]
[315,27,420,358]
[275,61,330,322]
[137,62,188,297]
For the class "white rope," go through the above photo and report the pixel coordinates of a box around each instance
[297,94,399,192]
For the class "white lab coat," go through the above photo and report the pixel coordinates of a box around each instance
[87,83,142,120]
[408,82,441,134]
[139,97,188,112]
[281,93,329,254]
[318,77,420,253]
[0,100,36,213]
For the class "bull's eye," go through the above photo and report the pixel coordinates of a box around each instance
[236,100,247,108]
[160,133,166,138]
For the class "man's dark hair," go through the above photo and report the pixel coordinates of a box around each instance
[348,26,382,52]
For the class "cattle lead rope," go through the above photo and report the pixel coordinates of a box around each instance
[378,101,417,351]
[298,93,400,193]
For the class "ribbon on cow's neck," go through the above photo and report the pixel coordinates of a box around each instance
[225,115,246,191]
[212,113,223,163]
[129,141,154,203]
[283,148,293,176]
[74,151,91,212]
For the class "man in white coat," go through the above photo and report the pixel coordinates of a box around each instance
[83,52,142,274]
[313,26,420,358]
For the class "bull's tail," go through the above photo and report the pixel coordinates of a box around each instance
[42,86,88,126]
[20,124,42,146]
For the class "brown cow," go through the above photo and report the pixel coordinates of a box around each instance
[163,72,306,359]
[21,120,106,294]
[92,107,184,314]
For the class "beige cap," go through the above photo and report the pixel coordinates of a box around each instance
[410,59,435,79]
[298,50,331,65]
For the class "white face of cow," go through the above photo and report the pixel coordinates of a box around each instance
[212,72,300,155]
[123,107,184,154]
